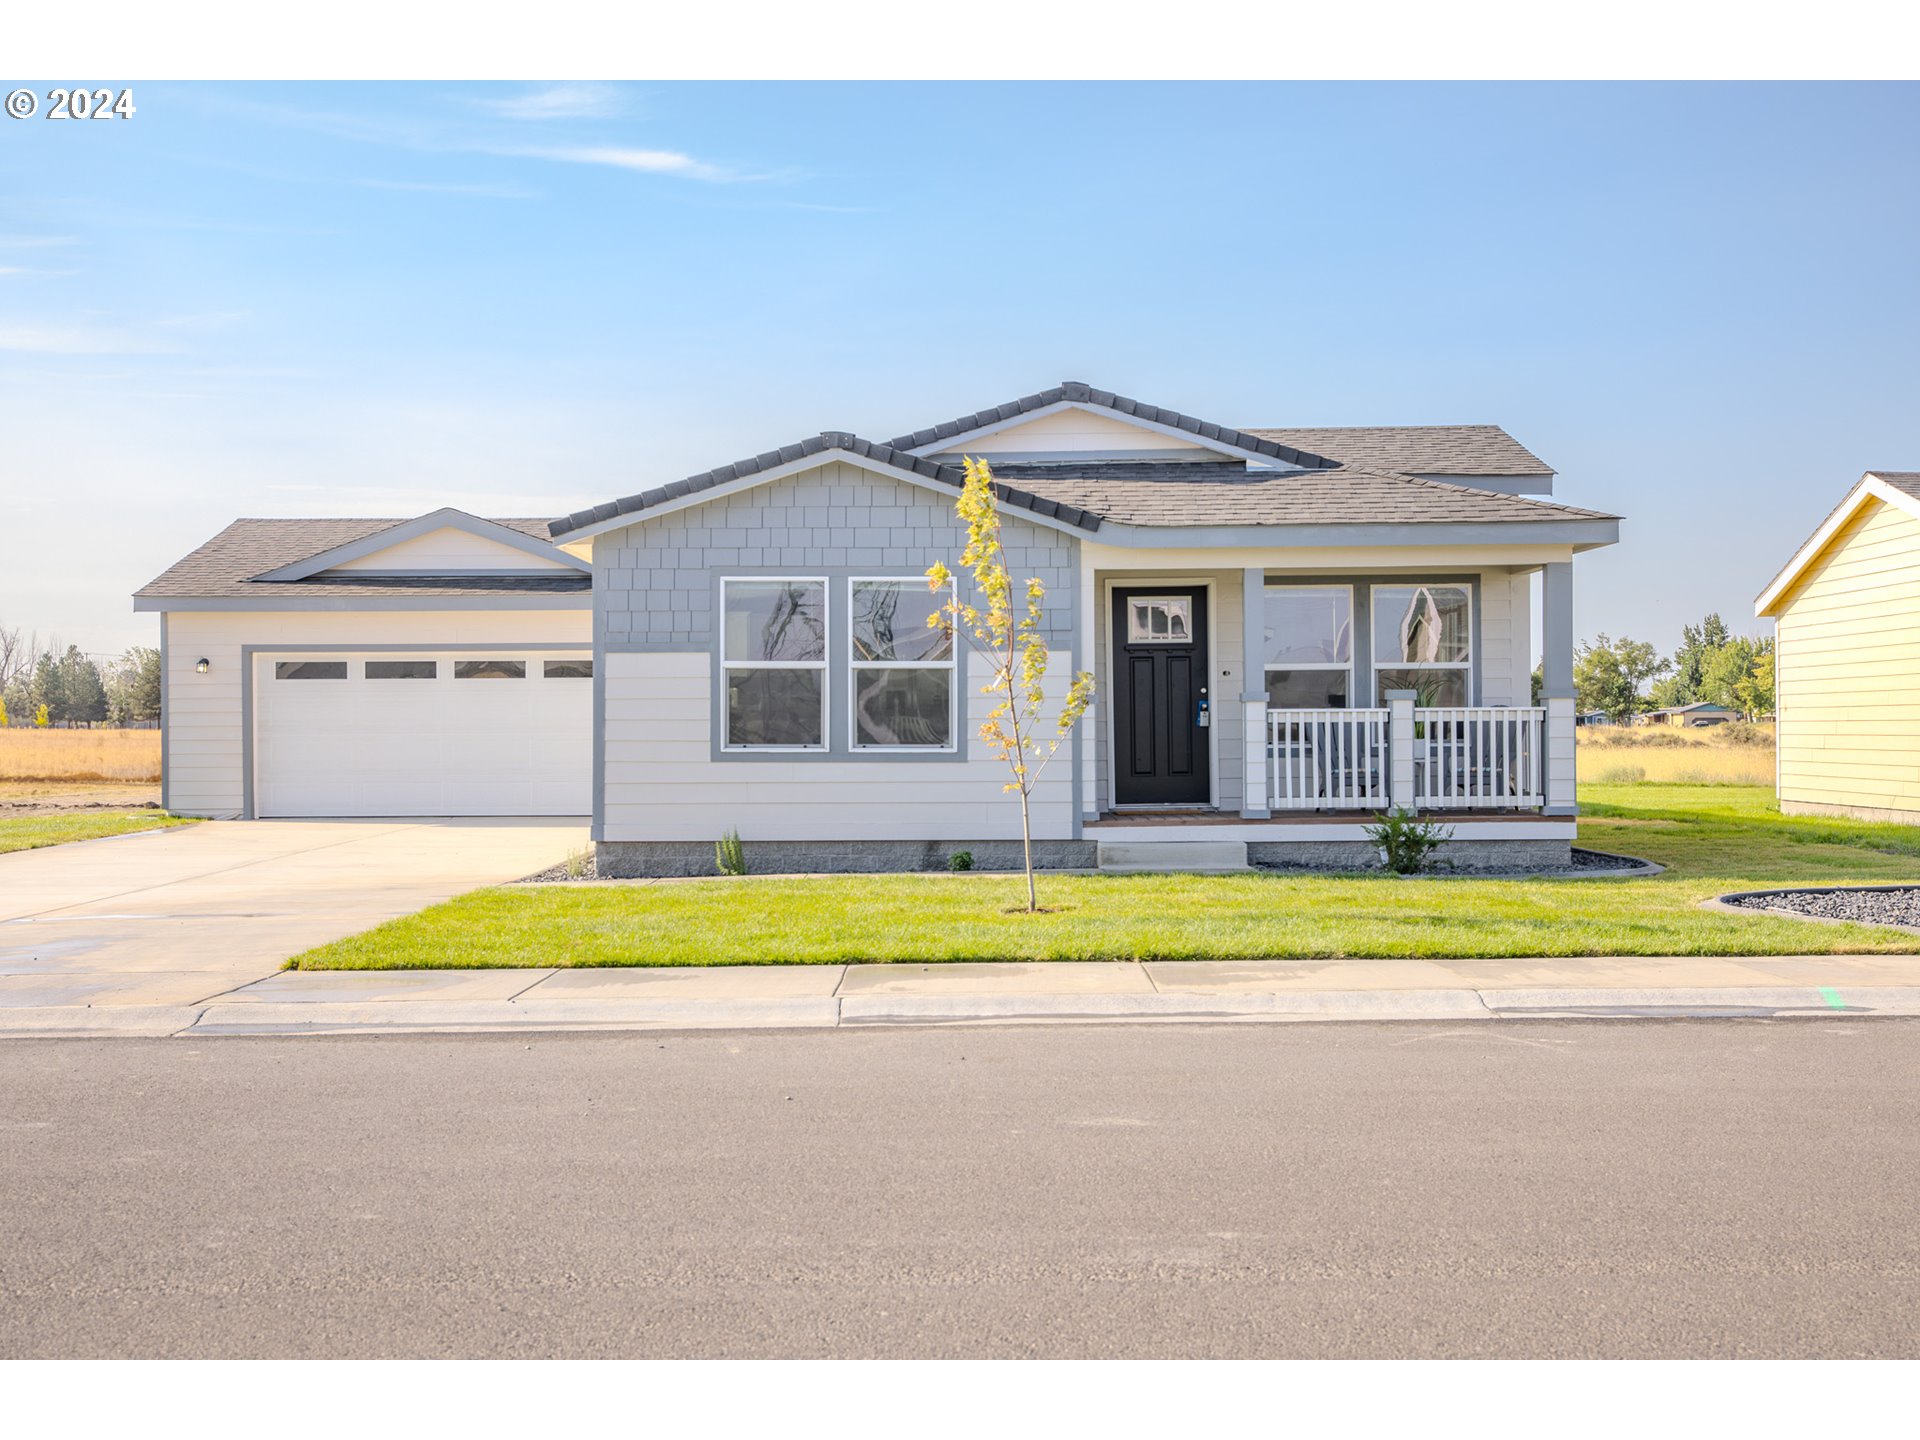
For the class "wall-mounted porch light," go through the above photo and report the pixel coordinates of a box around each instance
[195,658,211,674]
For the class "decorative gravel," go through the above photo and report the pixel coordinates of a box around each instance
[1724,886,1920,930]
[522,854,599,883]
[1568,847,1647,872]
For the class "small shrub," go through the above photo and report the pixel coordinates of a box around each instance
[947,849,975,872]
[715,828,747,877]
[1599,763,1647,783]
[564,845,593,880]
[1364,807,1454,875]
[1718,720,1772,747]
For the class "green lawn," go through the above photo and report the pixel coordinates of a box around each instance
[288,784,1920,970]
[0,811,198,855]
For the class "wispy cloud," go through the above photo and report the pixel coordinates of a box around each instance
[505,145,741,182]
[478,83,626,122]
[0,324,181,356]
[193,93,781,189]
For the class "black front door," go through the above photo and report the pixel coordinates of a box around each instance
[1112,587,1211,806]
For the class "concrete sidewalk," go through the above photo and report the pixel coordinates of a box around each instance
[7,954,1920,1037]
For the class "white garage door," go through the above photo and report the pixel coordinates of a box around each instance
[254,651,593,817]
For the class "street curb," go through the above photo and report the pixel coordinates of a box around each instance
[0,1005,206,1037]
[7,987,1920,1039]
[837,989,1490,1025]
[185,996,843,1035]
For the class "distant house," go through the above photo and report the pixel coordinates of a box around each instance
[1575,709,1610,726]
[1756,471,1920,824]
[1638,701,1740,728]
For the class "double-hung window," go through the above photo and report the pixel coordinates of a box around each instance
[850,577,956,750]
[1262,585,1353,707]
[722,578,828,749]
[1371,583,1472,706]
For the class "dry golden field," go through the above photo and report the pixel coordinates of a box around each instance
[0,727,162,782]
[1576,722,1775,786]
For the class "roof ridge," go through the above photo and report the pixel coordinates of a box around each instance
[883,382,1340,470]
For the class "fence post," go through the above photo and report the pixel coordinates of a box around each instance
[1386,689,1417,813]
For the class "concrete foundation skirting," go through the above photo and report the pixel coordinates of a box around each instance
[595,838,1098,878]
[1249,837,1572,873]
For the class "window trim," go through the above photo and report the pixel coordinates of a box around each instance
[1262,582,1356,709]
[720,575,830,752]
[847,575,958,753]
[1368,581,1475,707]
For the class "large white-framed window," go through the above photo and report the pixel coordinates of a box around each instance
[849,576,957,751]
[1262,584,1354,708]
[1371,582,1473,706]
[721,577,829,750]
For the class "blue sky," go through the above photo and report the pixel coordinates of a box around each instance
[3,81,1916,657]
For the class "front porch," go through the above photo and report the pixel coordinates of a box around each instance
[1072,554,1581,868]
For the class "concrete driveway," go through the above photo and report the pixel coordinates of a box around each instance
[0,819,587,1008]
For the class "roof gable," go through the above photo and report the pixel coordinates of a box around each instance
[548,433,1103,542]
[1755,472,1920,617]
[252,507,589,582]
[888,382,1337,470]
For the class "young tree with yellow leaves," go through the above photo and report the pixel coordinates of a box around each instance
[927,457,1095,913]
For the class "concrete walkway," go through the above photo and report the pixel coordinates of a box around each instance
[8,953,1920,1037]
[0,818,587,1011]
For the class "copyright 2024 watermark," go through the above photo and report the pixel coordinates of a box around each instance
[6,87,137,120]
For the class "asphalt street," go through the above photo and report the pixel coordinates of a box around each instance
[3,1020,1917,1358]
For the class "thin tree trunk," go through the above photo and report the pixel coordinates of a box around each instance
[1019,787,1035,912]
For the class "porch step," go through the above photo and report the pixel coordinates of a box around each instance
[1095,839,1249,874]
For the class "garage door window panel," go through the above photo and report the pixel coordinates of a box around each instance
[455,659,526,679]
[275,661,348,681]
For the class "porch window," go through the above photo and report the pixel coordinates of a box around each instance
[1371,583,1472,706]
[722,578,828,749]
[850,577,956,750]
[1262,585,1353,708]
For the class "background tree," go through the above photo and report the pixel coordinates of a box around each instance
[1573,634,1666,722]
[105,646,162,725]
[29,652,61,724]
[928,458,1095,913]
[53,646,108,725]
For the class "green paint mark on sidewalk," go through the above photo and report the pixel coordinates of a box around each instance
[1820,987,1847,1010]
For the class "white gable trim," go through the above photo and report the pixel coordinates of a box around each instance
[1755,473,1920,617]
[902,399,1304,470]
[555,449,1098,544]
[253,507,591,582]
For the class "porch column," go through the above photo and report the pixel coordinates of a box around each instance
[1079,558,1099,824]
[1240,568,1269,818]
[1542,560,1577,815]
[1386,690,1417,811]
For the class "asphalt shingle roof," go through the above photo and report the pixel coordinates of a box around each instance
[1874,471,1920,501]
[990,464,1615,529]
[1243,425,1553,477]
[135,518,587,599]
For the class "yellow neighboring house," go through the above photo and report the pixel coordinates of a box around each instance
[1756,471,1920,823]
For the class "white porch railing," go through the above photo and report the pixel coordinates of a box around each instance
[1267,707,1391,811]
[1264,705,1546,812]
[1412,706,1545,810]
